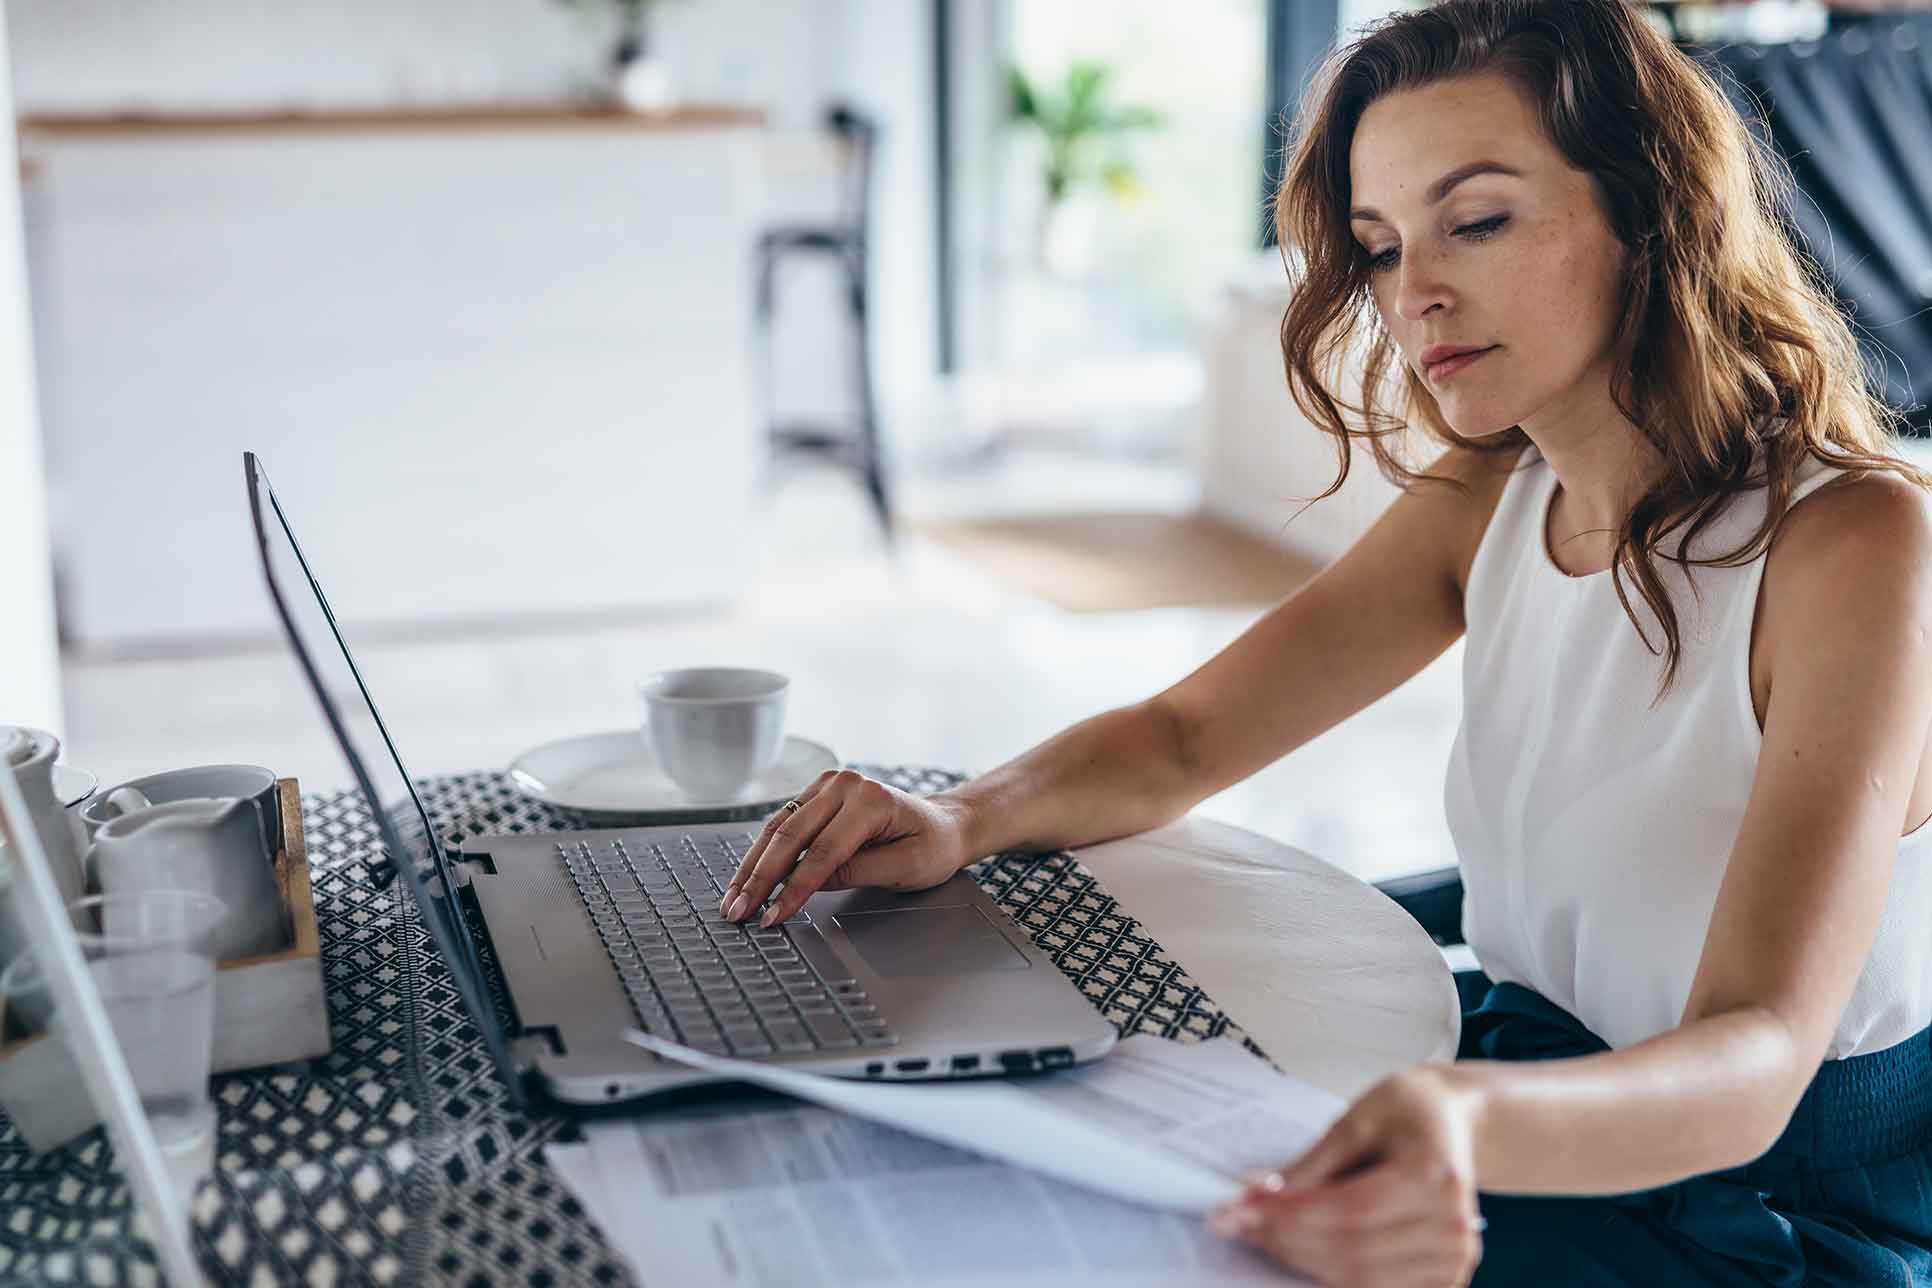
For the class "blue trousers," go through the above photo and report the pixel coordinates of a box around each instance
[1454,972,1932,1286]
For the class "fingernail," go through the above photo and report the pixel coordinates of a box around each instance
[1258,1171,1287,1193]
[726,892,749,922]
[759,903,781,928]
[719,886,738,915]
[1208,1204,1258,1236]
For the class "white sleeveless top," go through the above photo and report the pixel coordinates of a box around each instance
[1445,442,1932,1059]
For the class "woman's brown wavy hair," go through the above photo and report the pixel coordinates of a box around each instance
[1272,0,1931,700]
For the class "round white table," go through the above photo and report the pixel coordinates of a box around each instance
[1075,813,1463,1100]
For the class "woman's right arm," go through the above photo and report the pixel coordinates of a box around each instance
[723,444,1507,925]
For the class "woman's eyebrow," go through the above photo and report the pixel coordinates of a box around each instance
[1349,160,1524,222]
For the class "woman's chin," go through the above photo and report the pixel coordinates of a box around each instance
[1441,409,1521,440]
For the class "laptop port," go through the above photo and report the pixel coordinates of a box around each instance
[865,1061,885,1076]
[998,1050,1038,1074]
[1039,1047,1075,1070]
[950,1054,980,1073]
[894,1058,929,1073]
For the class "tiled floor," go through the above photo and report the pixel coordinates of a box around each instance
[56,436,1466,888]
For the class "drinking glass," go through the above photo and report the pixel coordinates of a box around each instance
[0,889,226,1198]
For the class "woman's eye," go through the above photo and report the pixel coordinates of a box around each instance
[1363,215,1510,274]
[1459,214,1509,242]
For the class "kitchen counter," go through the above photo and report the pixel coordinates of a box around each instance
[22,103,767,646]
[17,102,764,137]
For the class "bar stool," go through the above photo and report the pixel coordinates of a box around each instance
[753,104,893,539]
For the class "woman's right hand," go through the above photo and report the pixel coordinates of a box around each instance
[719,769,976,926]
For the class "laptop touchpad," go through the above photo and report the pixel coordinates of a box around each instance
[831,906,1030,976]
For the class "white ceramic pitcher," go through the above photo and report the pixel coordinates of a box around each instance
[87,798,285,961]
[0,726,91,1027]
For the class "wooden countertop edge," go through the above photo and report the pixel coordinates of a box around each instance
[17,102,767,137]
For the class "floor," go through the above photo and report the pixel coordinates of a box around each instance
[55,436,1467,889]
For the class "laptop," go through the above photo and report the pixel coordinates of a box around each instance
[242,452,1117,1108]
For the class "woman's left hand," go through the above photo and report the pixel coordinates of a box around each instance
[1207,1067,1486,1287]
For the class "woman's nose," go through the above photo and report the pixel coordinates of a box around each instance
[1391,246,1452,322]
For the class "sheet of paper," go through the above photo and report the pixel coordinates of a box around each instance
[625,1029,1255,1211]
[545,1036,1344,1287]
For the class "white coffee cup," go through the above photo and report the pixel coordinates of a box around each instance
[638,668,790,800]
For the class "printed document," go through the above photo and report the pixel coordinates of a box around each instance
[544,1036,1345,1286]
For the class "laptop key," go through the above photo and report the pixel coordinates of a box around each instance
[765,1018,813,1045]
[784,927,857,985]
[802,1012,858,1048]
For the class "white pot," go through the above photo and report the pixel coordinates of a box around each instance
[616,55,676,113]
[1040,193,1105,279]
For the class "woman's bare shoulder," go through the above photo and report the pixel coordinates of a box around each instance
[1760,467,1932,671]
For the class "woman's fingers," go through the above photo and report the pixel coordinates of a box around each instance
[753,802,895,926]
[1270,1105,1378,1198]
[720,770,842,911]
[1249,1211,1480,1287]
[1214,1158,1483,1286]
[722,785,840,920]
[717,770,950,924]
[1260,1153,1461,1229]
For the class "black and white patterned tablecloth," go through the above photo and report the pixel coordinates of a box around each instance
[0,768,1261,1286]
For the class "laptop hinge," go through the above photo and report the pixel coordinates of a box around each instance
[369,847,491,891]
[451,848,496,878]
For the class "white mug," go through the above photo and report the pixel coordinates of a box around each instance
[85,798,285,961]
[638,667,790,800]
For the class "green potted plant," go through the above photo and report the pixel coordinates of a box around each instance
[1006,61,1162,273]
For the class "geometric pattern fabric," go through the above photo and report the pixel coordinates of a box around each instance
[0,767,1261,1284]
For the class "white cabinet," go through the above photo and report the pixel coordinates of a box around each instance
[22,109,765,647]
[1196,254,1405,566]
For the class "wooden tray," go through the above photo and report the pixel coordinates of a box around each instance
[0,777,331,1153]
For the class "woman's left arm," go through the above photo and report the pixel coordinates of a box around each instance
[1217,474,1932,1276]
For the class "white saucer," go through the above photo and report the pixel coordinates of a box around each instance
[508,730,841,825]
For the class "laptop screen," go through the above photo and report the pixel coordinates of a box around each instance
[243,452,522,1104]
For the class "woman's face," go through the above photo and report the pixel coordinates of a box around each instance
[1347,71,1630,439]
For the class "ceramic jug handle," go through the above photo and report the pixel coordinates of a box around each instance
[104,787,151,816]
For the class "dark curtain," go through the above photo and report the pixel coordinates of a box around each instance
[1692,14,1932,436]
[1261,0,1341,246]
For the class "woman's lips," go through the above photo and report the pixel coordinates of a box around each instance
[1425,346,1498,381]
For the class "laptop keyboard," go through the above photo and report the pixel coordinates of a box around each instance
[559,835,898,1059]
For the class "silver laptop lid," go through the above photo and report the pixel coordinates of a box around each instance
[243,451,524,1107]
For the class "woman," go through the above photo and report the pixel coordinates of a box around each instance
[722,1,1932,1282]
